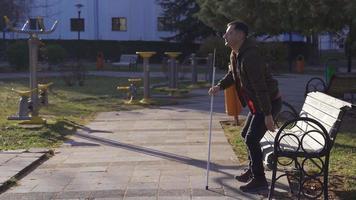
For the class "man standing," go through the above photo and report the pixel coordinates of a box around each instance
[208,21,282,192]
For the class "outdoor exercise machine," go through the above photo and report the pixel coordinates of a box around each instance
[159,52,189,97]
[136,51,156,104]
[38,82,53,106]
[165,52,181,89]
[117,78,142,104]
[190,53,214,83]
[5,16,58,124]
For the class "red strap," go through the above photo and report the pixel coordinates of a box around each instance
[247,99,256,114]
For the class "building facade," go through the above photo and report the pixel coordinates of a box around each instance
[5,0,343,50]
[7,0,175,41]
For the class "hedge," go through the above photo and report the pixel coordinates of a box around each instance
[0,39,310,66]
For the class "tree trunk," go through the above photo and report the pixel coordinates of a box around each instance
[347,20,353,73]
[309,33,320,65]
[288,32,293,72]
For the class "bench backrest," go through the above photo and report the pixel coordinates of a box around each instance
[326,73,356,98]
[120,54,138,63]
[296,92,352,149]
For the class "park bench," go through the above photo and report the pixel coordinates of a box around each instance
[112,54,138,70]
[305,73,356,103]
[260,91,353,200]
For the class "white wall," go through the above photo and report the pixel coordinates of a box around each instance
[9,0,175,41]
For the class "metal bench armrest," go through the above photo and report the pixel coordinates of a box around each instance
[275,101,299,128]
[305,77,326,97]
[274,117,331,156]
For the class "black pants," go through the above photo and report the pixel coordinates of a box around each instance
[241,97,282,179]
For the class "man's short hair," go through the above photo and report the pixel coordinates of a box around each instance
[227,20,249,36]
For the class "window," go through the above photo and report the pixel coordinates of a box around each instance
[157,17,174,31]
[112,17,127,31]
[70,18,85,32]
[29,17,44,30]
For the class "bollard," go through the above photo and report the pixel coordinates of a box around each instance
[136,52,156,104]
[164,52,181,89]
[191,53,198,85]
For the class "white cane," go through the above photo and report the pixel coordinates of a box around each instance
[206,49,216,190]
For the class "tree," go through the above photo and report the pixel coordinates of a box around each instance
[197,0,312,70]
[0,0,26,39]
[196,0,354,71]
[157,0,215,44]
[343,0,356,72]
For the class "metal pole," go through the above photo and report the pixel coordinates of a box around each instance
[143,57,150,99]
[28,35,39,117]
[174,59,178,88]
[169,57,177,88]
[137,52,155,104]
[206,49,216,190]
[78,10,81,40]
[191,53,197,84]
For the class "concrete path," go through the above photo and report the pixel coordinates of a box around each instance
[0,149,51,191]
[0,73,315,199]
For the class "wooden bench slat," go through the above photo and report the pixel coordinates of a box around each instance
[308,92,352,110]
[303,96,342,118]
[299,105,336,131]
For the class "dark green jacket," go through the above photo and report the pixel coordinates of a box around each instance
[217,38,279,115]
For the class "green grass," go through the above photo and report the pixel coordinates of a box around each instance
[221,117,356,199]
[0,75,171,150]
[221,121,248,163]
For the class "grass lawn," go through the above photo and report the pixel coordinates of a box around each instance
[0,75,171,150]
[222,115,356,199]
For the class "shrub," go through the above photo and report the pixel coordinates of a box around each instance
[43,44,67,65]
[259,42,288,70]
[198,36,230,70]
[42,40,199,63]
[6,41,28,70]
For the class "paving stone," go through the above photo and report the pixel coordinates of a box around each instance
[0,192,56,200]
[90,189,125,198]
[124,197,156,200]
[125,189,157,197]
[0,85,298,199]
[158,188,191,197]
[127,182,158,190]
[54,191,93,199]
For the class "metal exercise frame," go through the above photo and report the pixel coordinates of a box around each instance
[5,16,58,123]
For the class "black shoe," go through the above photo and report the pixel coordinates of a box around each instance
[234,169,252,183]
[240,177,268,193]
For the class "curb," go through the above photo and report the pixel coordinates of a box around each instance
[0,150,54,194]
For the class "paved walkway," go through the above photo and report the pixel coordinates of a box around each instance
[0,149,51,190]
[0,72,317,199]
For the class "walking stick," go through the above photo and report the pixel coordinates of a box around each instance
[206,49,216,190]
